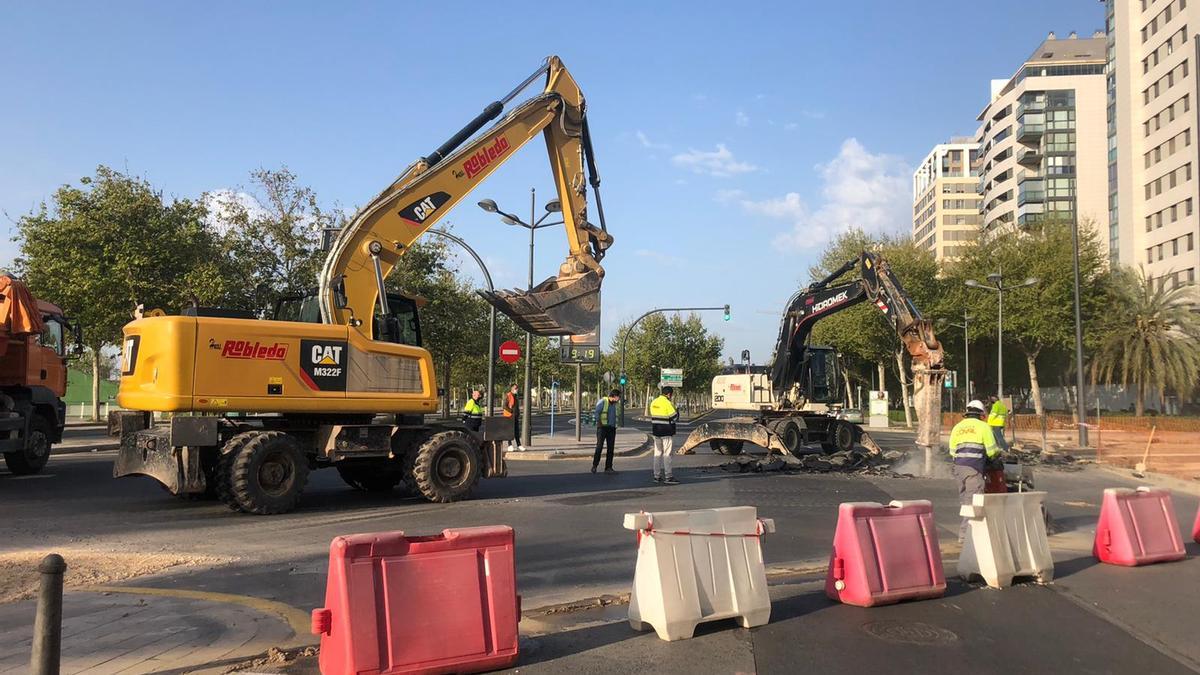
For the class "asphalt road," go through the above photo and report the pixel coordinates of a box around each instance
[5,423,1200,673]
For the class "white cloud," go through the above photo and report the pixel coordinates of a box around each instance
[738,138,911,250]
[783,122,799,131]
[735,110,750,127]
[635,130,670,151]
[671,144,758,178]
[203,189,271,235]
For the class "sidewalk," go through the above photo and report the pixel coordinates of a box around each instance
[504,428,651,461]
[0,588,309,674]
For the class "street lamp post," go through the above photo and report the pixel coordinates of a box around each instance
[946,310,974,410]
[477,189,563,448]
[965,271,1038,407]
[425,229,497,416]
[618,304,731,426]
[1070,218,1090,447]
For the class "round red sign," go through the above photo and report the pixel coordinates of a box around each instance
[498,340,521,364]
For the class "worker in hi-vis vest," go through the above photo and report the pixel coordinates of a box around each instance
[461,389,484,433]
[649,386,680,485]
[949,399,1000,542]
[592,389,621,474]
[987,395,1010,452]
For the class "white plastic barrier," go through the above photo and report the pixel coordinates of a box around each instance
[958,491,1054,588]
[623,506,775,641]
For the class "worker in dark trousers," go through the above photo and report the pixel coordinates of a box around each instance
[462,389,484,433]
[503,384,525,451]
[592,389,622,474]
[949,399,1000,543]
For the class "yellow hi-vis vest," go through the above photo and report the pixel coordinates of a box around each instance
[988,400,1008,427]
[949,417,1000,471]
[649,395,678,436]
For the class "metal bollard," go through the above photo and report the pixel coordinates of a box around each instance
[30,553,67,675]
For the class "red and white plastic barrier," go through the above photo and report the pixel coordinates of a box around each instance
[624,506,774,641]
[1094,487,1186,566]
[1193,501,1200,545]
[825,500,945,607]
[312,526,519,675]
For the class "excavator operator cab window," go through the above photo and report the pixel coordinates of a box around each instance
[804,347,840,404]
[274,292,323,324]
[373,294,422,347]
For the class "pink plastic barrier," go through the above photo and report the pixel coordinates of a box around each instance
[312,526,519,675]
[825,500,946,607]
[1093,487,1186,566]
[1192,501,1199,545]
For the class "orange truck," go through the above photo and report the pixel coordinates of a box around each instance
[0,275,77,474]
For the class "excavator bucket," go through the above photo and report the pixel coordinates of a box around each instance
[479,270,602,336]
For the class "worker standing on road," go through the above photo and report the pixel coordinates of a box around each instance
[503,384,525,452]
[462,389,484,433]
[592,389,622,474]
[950,400,1000,542]
[987,395,1010,452]
[649,387,680,485]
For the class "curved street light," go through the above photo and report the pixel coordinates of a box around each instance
[964,271,1039,408]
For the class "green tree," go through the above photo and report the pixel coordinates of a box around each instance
[207,167,342,316]
[944,218,1107,415]
[1090,266,1200,416]
[14,166,224,419]
[611,312,724,412]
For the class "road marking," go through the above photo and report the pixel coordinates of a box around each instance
[82,585,312,644]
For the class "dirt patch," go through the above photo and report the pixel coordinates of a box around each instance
[225,646,318,674]
[0,548,235,604]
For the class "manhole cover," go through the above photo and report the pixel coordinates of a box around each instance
[862,620,958,645]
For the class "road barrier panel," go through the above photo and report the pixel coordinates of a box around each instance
[624,506,774,641]
[825,500,946,607]
[958,491,1053,588]
[311,526,519,675]
[1093,487,1186,566]
[1193,501,1200,545]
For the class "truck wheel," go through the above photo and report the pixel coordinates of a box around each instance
[337,465,402,492]
[779,421,803,457]
[218,431,309,515]
[709,439,745,455]
[4,415,52,475]
[830,421,858,454]
[411,430,480,503]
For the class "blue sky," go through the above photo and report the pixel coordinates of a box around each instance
[0,1,1103,364]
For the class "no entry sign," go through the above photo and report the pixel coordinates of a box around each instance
[499,340,521,364]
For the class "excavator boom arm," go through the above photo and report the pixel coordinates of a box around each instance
[318,56,612,338]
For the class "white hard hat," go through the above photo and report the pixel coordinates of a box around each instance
[966,399,986,414]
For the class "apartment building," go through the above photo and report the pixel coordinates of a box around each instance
[1106,0,1198,288]
[912,139,981,261]
[974,33,1109,241]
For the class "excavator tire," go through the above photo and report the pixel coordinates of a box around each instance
[822,421,858,454]
[3,415,51,475]
[217,431,309,515]
[775,420,804,458]
[337,464,403,493]
[411,430,481,503]
[709,439,745,455]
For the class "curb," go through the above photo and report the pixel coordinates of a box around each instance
[504,433,653,461]
[53,442,120,455]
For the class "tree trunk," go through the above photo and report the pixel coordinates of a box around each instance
[644,384,651,416]
[894,350,913,429]
[91,348,101,422]
[876,362,886,393]
[1135,381,1145,417]
[843,367,855,408]
[1025,351,1045,416]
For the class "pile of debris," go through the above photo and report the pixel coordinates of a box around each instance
[718,448,907,476]
[1007,441,1085,470]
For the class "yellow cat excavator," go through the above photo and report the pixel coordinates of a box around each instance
[111,56,613,514]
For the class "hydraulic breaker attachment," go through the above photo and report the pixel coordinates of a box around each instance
[479,269,601,336]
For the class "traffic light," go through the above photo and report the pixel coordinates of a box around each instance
[723,304,731,321]
[618,373,628,386]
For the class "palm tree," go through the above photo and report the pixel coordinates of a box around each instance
[1091,267,1200,416]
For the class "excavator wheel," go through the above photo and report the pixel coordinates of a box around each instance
[216,431,309,515]
[824,421,858,454]
[337,464,403,493]
[3,415,51,475]
[410,430,481,503]
[775,420,804,458]
[709,439,745,456]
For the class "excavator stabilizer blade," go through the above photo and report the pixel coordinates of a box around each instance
[479,270,602,336]
[679,418,789,455]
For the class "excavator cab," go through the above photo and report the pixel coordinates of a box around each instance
[274,290,423,347]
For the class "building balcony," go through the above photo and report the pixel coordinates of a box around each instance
[1017,148,1042,166]
[1017,123,1044,144]
[1017,101,1045,119]
[1018,189,1045,206]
